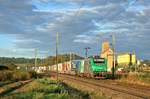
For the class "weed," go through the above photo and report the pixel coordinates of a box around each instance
[2,78,90,99]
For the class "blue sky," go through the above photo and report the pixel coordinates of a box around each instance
[0,0,150,59]
[0,34,13,48]
[32,0,78,10]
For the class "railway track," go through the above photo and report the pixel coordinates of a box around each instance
[0,80,32,96]
[59,74,150,99]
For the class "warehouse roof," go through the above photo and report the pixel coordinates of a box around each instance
[117,52,135,55]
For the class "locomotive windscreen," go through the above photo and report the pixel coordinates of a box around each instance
[93,58,105,65]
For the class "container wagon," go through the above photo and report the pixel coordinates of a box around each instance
[72,60,81,75]
[78,60,85,77]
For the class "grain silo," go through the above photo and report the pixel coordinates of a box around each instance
[101,41,113,71]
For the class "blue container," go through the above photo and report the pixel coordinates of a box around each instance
[71,60,81,71]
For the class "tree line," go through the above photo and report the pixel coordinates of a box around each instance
[0,54,84,67]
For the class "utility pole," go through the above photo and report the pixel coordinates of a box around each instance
[112,33,115,79]
[34,49,37,67]
[70,52,72,62]
[73,52,75,60]
[61,53,63,63]
[46,51,49,66]
[133,51,137,73]
[56,32,59,81]
[85,47,91,58]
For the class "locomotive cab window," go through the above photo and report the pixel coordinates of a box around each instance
[93,58,105,65]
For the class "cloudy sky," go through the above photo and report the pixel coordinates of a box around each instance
[0,0,149,59]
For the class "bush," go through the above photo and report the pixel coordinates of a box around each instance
[0,70,12,81]
[137,72,150,83]
[0,70,32,81]
[11,71,31,81]
[119,72,150,85]
[29,71,37,78]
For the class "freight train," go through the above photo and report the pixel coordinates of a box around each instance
[50,56,114,78]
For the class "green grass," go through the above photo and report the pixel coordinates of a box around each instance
[0,81,12,87]
[37,78,57,84]
[0,70,35,81]
[13,92,70,99]
[118,72,150,86]
[3,78,89,99]
[137,72,150,83]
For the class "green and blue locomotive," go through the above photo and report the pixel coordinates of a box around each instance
[72,56,108,78]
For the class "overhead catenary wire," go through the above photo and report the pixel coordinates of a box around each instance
[95,0,138,56]
[55,0,138,57]
[67,0,138,54]
[71,1,85,22]
[94,0,138,37]
[60,0,86,56]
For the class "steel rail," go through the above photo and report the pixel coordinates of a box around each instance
[60,74,150,99]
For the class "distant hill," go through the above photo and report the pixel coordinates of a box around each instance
[0,57,37,65]
[47,54,84,65]
[0,54,84,66]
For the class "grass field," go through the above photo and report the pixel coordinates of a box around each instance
[118,72,150,86]
[1,78,90,99]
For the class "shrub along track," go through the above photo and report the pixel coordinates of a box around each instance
[59,74,150,99]
[0,80,32,96]
[0,81,14,87]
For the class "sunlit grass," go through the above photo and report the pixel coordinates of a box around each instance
[2,78,89,99]
[118,72,150,86]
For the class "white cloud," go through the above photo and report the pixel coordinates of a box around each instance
[0,0,150,59]
[13,39,42,44]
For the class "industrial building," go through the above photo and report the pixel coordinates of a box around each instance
[117,53,136,66]
[100,41,137,70]
[100,41,113,71]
